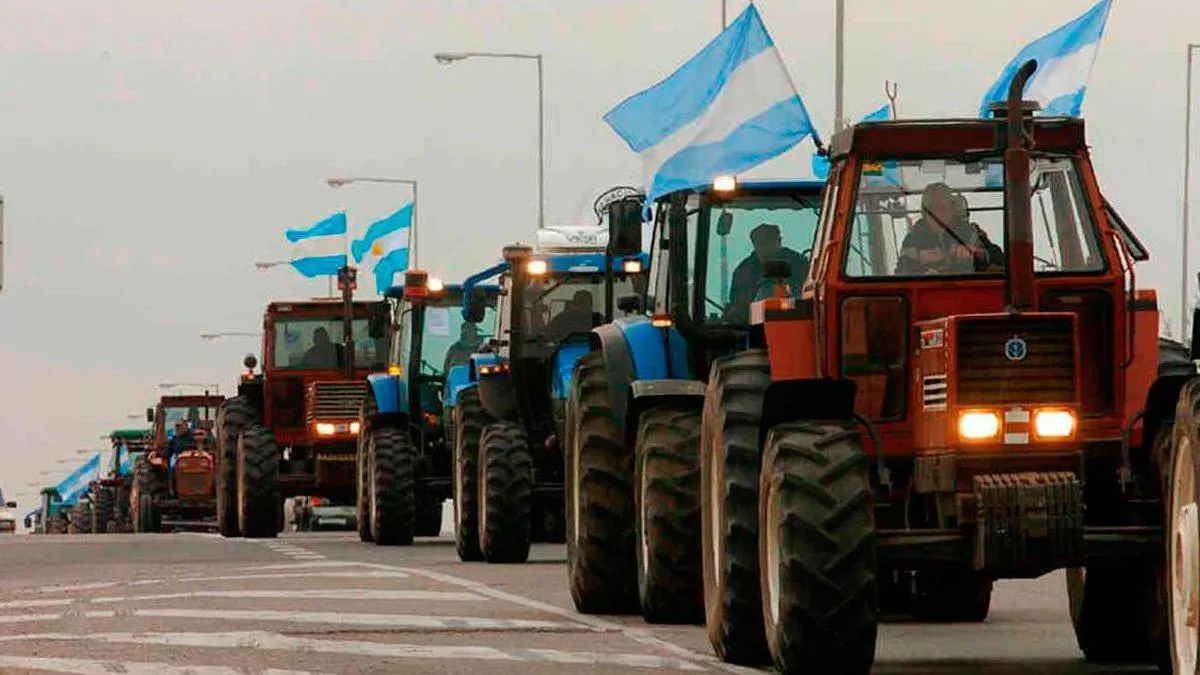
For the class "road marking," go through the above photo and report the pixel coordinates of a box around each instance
[0,653,327,674]
[175,570,409,582]
[134,608,595,632]
[230,560,356,571]
[0,613,70,624]
[0,598,76,609]
[0,631,706,670]
[91,588,486,603]
[32,581,120,594]
[358,562,759,674]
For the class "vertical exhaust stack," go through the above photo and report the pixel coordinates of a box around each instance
[1000,59,1039,313]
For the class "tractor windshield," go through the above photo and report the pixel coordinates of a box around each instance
[523,272,639,347]
[400,302,499,378]
[843,155,1105,278]
[684,191,822,326]
[162,406,214,432]
[271,318,389,370]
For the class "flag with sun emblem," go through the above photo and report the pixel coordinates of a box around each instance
[351,203,412,294]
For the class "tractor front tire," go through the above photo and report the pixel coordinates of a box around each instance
[370,427,417,546]
[216,396,256,538]
[132,457,164,534]
[759,422,878,675]
[453,387,491,562]
[478,422,533,564]
[634,406,704,624]
[565,351,638,614]
[700,349,772,664]
[67,503,91,534]
[357,400,376,543]
[91,487,115,535]
[416,498,444,537]
[236,424,280,539]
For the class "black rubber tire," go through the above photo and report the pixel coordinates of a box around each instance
[478,422,533,564]
[416,498,444,537]
[1067,565,1162,663]
[236,424,280,539]
[370,426,416,546]
[699,349,772,664]
[91,487,115,535]
[634,406,704,624]
[910,570,992,622]
[565,351,638,614]
[67,503,91,534]
[542,503,566,544]
[759,422,878,674]
[216,396,256,538]
[132,456,164,534]
[453,387,490,562]
[357,400,375,543]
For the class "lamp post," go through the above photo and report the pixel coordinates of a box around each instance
[201,331,261,341]
[1183,42,1200,339]
[433,51,545,231]
[159,382,220,395]
[256,259,336,297]
[326,177,420,267]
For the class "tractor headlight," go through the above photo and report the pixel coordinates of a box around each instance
[958,411,1000,440]
[315,423,335,436]
[349,422,361,435]
[526,259,548,276]
[712,175,737,193]
[622,259,643,274]
[1034,409,1075,439]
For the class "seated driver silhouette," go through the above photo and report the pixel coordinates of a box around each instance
[896,183,992,275]
[303,327,339,367]
[546,290,599,339]
[725,223,809,324]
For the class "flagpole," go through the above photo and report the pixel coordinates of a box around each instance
[1184,43,1199,338]
[834,0,845,132]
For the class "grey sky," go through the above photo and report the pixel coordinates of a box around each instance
[1,0,1194,511]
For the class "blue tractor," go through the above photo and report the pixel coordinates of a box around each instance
[357,270,500,545]
[563,178,823,638]
[452,188,649,564]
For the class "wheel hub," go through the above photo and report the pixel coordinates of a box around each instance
[1171,435,1200,673]
[766,481,781,628]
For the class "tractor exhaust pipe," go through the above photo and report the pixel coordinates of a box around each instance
[1001,59,1038,313]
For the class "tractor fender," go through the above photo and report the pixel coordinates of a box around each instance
[469,352,505,381]
[470,354,517,421]
[367,373,409,416]
[550,337,593,402]
[592,317,692,434]
[442,364,473,409]
[625,379,707,443]
[759,377,859,448]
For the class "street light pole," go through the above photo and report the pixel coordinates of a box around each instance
[256,260,335,297]
[1184,43,1199,339]
[201,331,261,341]
[326,177,420,267]
[433,51,545,231]
[834,0,846,132]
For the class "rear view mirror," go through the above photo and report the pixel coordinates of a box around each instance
[617,295,643,314]
[145,408,154,423]
[607,191,644,256]
[368,301,390,339]
[716,211,734,236]
[762,259,791,280]
[243,354,258,371]
[5,501,15,509]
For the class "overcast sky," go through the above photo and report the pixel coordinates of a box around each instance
[0,0,1194,513]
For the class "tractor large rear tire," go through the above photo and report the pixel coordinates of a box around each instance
[634,406,704,624]
[478,422,533,564]
[132,457,164,534]
[565,351,638,614]
[370,427,417,546]
[416,499,444,537]
[216,396,256,538]
[453,387,491,562]
[1067,565,1162,664]
[67,503,91,534]
[357,400,375,543]
[759,422,878,675]
[236,424,280,539]
[700,349,772,664]
[91,487,115,535]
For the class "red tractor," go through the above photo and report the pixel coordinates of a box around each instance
[695,61,1196,672]
[215,295,391,538]
[131,393,224,532]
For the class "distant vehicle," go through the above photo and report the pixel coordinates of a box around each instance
[296,496,356,531]
[0,488,16,534]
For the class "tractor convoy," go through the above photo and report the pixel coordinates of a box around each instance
[32,61,1200,674]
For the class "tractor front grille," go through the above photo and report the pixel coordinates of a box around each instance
[307,381,369,423]
[175,470,212,497]
[956,316,1075,406]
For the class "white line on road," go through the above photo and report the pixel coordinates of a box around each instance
[32,581,120,594]
[175,570,409,582]
[231,560,358,571]
[134,608,595,632]
[0,631,706,670]
[91,588,485,603]
[0,598,76,609]
[0,653,327,675]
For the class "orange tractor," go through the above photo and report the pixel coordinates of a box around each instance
[689,62,1192,671]
[131,393,225,532]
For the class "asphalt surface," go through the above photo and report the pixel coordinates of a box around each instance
[0,505,1161,674]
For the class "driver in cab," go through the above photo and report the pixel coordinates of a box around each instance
[724,223,809,324]
[896,182,1001,275]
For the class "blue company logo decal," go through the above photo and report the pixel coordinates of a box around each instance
[1004,336,1028,362]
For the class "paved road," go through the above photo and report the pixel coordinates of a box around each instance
[0,517,1159,674]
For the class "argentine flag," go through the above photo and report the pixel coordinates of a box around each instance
[351,204,412,295]
[287,212,348,278]
[978,0,1112,118]
[55,453,101,505]
[603,4,819,207]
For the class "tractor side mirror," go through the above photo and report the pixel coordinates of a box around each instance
[617,295,643,314]
[23,516,31,528]
[368,301,389,339]
[716,211,734,236]
[465,301,486,324]
[243,354,258,371]
[762,259,792,280]
[5,501,15,509]
[145,408,154,423]
[608,196,644,256]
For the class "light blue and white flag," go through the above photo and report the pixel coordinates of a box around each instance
[351,203,412,295]
[811,103,891,179]
[55,453,101,505]
[978,0,1112,118]
[286,212,348,278]
[603,4,819,207]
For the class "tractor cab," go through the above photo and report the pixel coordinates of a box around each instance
[150,395,224,451]
[107,428,152,481]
